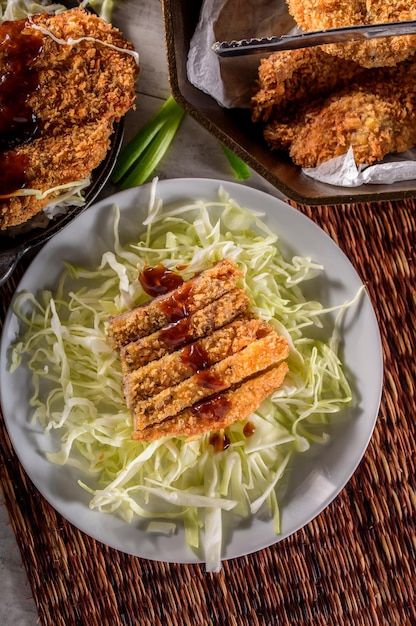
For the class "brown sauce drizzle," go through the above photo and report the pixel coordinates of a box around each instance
[195,370,225,391]
[159,281,194,322]
[193,394,231,422]
[180,342,211,372]
[209,431,230,453]
[0,20,44,195]
[243,421,256,437]
[0,151,29,197]
[159,318,192,348]
[139,264,184,297]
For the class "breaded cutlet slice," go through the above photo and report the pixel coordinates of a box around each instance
[251,47,365,124]
[108,260,243,349]
[2,120,113,229]
[120,288,251,370]
[123,317,273,404]
[133,333,290,430]
[266,88,416,168]
[0,8,138,230]
[131,362,289,442]
[286,0,416,68]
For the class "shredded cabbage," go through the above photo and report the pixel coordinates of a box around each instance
[11,183,360,571]
[0,0,115,22]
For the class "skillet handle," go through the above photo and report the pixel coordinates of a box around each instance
[0,248,21,287]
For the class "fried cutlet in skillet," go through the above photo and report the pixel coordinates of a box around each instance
[0,8,138,230]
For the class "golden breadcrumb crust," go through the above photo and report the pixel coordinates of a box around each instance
[0,9,138,230]
[107,260,290,442]
[251,48,416,167]
[286,0,416,67]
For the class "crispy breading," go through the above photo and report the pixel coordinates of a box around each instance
[286,0,416,67]
[107,260,290,442]
[252,49,416,167]
[120,288,251,369]
[131,363,289,442]
[3,121,113,228]
[123,317,273,405]
[0,9,138,230]
[108,260,243,349]
[133,333,290,430]
[265,89,416,167]
[251,47,365,124]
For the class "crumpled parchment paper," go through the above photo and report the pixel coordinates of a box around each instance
[187,0,416,188]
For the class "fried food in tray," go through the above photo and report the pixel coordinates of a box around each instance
[286,0,416,67]
[251,47,416,168]
[107,260,290,443]
[0,8,139,231]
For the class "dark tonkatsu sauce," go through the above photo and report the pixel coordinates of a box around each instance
[180,342,211,372]
[195,370,225,391]
[139,264,184,297]
[0,151,29,197]
[194,394,231,423]
[0,20,44,195]
[209,430,230,453]
[140,264,205,323]
[159,318,192,348]
[159,281,194,322]
[243,421,256,437]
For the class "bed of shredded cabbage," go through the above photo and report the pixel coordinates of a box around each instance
[0,0,114,22]
[10,184,360,571]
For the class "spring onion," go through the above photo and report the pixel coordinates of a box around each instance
[10,181,359,571]
[111,96,185,189]
[221,145,252,180]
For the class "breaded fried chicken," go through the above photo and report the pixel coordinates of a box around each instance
[131,363,289,442]
[108,260,290,442]
[133,334,289,428]
[252,50,416,168]
[286,0,416,67]
[108,260,243,348]
[122,317,271,400]
[120,289,251,369]
[251,47,365,124]
[0,8,138,230]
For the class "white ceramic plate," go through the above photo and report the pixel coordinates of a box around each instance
[0,179,383,564]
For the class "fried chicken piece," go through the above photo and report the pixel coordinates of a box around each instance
[286,0,416,67]
[265,91,416,167]
[2,121,113,228]
[131,362,289,442]
[133,333,290,430]
[108,260,243,349]
[250,50,416,167]
[0,8,138,230]
[123,317,273,405]
[108,260,290,443]
[251,47,365,124]
[120,288,251,370]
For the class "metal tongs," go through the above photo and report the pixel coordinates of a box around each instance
[212,20,416,57]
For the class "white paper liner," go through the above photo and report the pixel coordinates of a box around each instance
[187,0,416,188]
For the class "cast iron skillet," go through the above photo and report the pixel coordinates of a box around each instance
[0,0,124,286]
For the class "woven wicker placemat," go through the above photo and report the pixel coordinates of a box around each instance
[1,198,415,626]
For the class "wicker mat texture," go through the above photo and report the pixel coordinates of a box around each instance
[0,198,415,626]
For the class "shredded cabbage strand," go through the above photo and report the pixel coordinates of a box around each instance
[11,184,359,571]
